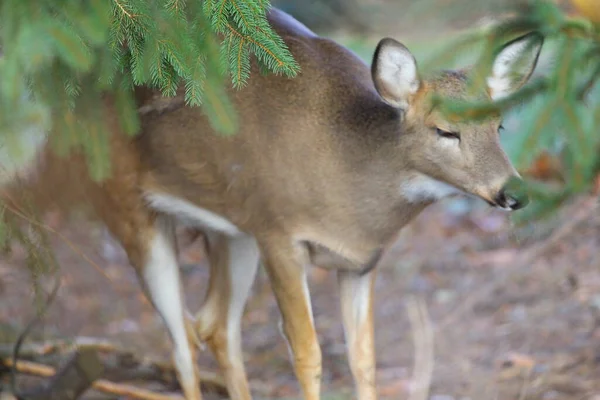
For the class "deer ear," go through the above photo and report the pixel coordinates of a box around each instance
[372,38,420,109]
[487,32,544,100]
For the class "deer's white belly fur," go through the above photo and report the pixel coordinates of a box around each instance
[145,192,242,236]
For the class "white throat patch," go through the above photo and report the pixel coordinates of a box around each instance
[400,173,462,203]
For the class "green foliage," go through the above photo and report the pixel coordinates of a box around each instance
[0,193,60,309]
[421,0,600,222]
[0,1,302,309]
[0,0,299,181]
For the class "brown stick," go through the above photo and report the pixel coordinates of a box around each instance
[19,348,104,400]
[0,339,228,395]
[0,337,117,359]
[2,359,184,400]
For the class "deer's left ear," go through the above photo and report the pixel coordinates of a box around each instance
[486,32,544,100]
[371,38,420,109]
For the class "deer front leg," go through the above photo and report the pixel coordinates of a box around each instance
[338,269,378,400]
[260,238,322,400]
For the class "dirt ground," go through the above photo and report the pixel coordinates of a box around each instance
[1,194,599,400]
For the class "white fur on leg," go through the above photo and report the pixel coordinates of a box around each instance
[338,270,376,399]
[142,222,199,398]
[338,270,372,349]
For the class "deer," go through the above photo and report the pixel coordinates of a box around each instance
[2,7,544,400]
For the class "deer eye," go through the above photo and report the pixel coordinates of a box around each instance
[436,128,460,140]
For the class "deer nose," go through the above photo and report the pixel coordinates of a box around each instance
[495,182,529,210]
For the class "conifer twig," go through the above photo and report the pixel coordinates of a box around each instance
[10,273,61,398]
[114,0,135,18]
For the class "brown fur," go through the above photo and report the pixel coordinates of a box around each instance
[3,8,542,400]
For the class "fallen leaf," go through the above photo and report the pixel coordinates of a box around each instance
[378,378,412,397]
[498,353,536,380]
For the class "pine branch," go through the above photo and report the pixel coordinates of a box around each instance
[0,0,301,181]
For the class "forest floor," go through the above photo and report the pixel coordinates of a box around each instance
[1,194,600,400]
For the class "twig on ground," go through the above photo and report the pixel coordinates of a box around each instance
[17,348,104,400]
[0,337,117,359]
[0,339,229,396]
[2,358,184,400]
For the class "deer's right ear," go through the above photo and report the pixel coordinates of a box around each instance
[371,38,420,109]
[486,32,544,100]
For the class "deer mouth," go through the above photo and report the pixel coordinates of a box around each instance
[484,190,528,211]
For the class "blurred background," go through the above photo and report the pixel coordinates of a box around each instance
[1,0,599,399]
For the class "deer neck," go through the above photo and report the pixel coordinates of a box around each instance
[318,96,434,255]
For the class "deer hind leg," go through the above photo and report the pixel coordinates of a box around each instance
[338,269,378,400]
[142,217,203,399]
[195,232,260,400]
[102,212,202,400]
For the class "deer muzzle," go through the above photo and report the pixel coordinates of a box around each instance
[492,176,530,211]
